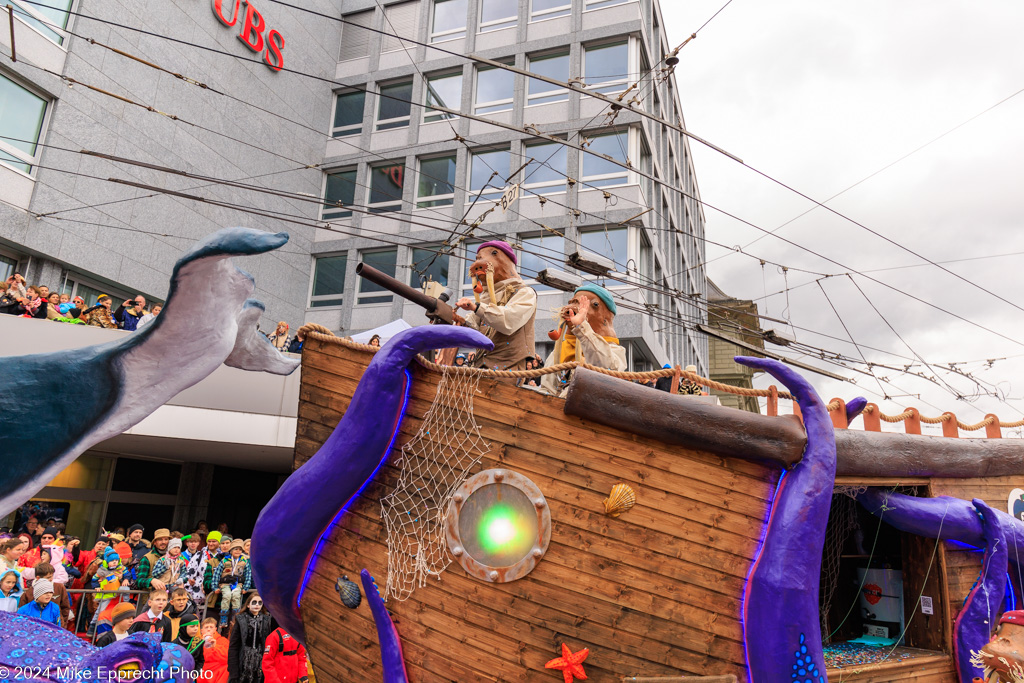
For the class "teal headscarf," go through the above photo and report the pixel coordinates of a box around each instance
[574,284,616,315]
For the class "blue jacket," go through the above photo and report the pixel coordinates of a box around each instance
[18,598,61,625]
[114,304,145,331]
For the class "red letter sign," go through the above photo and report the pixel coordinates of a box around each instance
[264,29,284,71]
[211,0,241,27]
[237,2,266,53]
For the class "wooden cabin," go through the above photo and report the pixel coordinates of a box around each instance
[292,335,1021,682]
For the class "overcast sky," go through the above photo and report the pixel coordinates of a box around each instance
[660,1,1024,433]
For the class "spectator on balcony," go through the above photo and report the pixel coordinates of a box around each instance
[38,285,50,299]
[115,295,148,331]
[137,304,162,330]
[18,286,47,319]
[0,281,20,315]
[58,295,84,316]
[4,273,26,300]
[45,292,62,320]
[286,330,305,354]
[266,322,290,350]
[53,307,86,325]
[368,334,381,348]
[84,295,118,329]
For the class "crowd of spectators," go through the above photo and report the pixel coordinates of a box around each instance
[0,274,161,330]
[1,520,310,683]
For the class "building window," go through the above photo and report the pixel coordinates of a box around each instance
[479,0,516,31]
[584,40,629,94]
[0,73,48,175]
[381,2,419,53]
[322,169,357,220]
[522,140,566,195]
[527,51,569,105]
[469,148,509,200]
[581,131,629,187]
[580,227,627,271]
[431,0,467,42]
[358,249,398,304]
[411,246,449,288]
[417,155,457,208]
[474,64,514,114]
[531,0,571,21]
[368,162,406,212]
[585,0,629,8]
[310,254,348,308]
[376,80,413,130]
[461,240,483,292]
[519,233,564,291]
[0,253,16,282]
[10,0,71,46]
[339,10,374,61]
[332,91,365,137]
[424,72,463,123]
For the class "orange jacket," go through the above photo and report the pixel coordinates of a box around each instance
[262,628,308,683]
[201,632,229,683]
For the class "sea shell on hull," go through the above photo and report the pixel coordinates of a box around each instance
[603,483,636,517]
[335,575,362,609]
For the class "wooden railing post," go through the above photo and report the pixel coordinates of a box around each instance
[863,404,881,432]
[670,366,681,395]
[985,414,1002,439]
[941,412,959,438]
[766,385,778,417]
[830,398,848,429]
[904,407,922,435]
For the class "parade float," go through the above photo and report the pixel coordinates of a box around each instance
[250,266,1024,683]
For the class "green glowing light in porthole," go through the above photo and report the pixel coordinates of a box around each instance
[479,504,524,552]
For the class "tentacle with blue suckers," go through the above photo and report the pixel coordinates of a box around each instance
[251,325,493,647]
[734,356,846,683]
[361,569,409,683]
[955,499,1008,682]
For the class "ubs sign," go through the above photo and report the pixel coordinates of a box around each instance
[211,0,285,71]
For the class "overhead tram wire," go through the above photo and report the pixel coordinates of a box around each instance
[20,0,1024,322]
[15,10,1024,358]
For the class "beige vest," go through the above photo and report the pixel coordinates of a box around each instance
[474,281,536,370]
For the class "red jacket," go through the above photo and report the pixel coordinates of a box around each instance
[202,632,229,683]
[262,628,308,683]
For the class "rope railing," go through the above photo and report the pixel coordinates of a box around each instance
[298,324,1021,438]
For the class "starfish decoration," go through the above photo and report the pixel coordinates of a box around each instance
[545,643,589,682]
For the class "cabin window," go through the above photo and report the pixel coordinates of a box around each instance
[819,486,951,674]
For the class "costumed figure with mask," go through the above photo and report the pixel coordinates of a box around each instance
[453,241,538,378]
[541,283,626,397]
[227,591,275,683]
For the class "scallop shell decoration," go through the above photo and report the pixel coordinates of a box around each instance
[603,483,636,517]
[335,575,362,609]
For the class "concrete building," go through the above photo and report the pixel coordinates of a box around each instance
[0,0,707,533]
[705,279,763,413]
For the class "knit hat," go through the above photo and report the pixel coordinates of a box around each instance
[111,602,136,626]
[97,294,111,302]
[33,578,54,596]
[167,538,182,552]
[206,531,222,543]
[128,524,144,535]
[229,539,245,551]
[103,546,120,564]
[41,526,58,538]
[477,241,517,266]
[152,528,171,541]
[221,535,233,543]
[574,283,617,315]
[114,542,132,562]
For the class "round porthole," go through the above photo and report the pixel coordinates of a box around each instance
[445,469,551,583]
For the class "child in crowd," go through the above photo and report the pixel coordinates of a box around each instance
[173,615,205,669]
[20,561,71,625]
[228,592,274,683]
[0,568,20,613]
[17,578,60,625]
[95,602,137,647]
[129,589,171,642]
[165,587,197,641]
[213,539,251,631]
[18,286,45,319]
[153,537,188,589]
[201,617,230,683]
[90,546,127,629]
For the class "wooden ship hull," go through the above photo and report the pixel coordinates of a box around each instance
[281,334,1024,683]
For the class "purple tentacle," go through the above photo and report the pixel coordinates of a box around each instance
[846,396,868,424]
[361,569,410,683]
[251,326,492,644]
[734,356,833,683]
[954,499,1007,683]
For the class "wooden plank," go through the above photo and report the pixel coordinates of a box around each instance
[826,653,954,682]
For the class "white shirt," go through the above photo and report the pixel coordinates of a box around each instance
[462,278,537,336]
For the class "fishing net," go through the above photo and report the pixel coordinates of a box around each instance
[381,366,490,601]
[819,489,865,641]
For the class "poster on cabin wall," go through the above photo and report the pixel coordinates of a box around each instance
[1009,488,1024,522]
